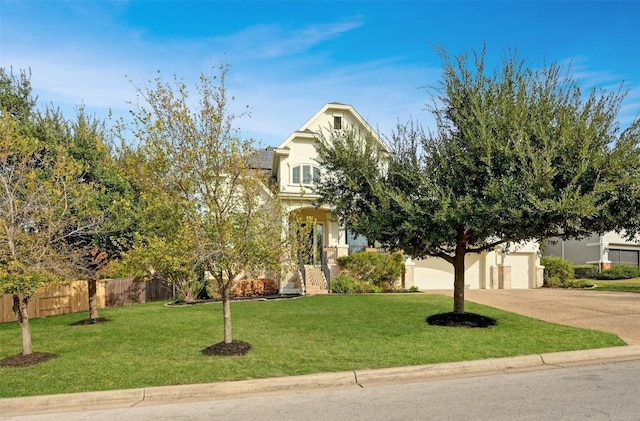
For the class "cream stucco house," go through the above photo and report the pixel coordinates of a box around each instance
[261,103,543,293]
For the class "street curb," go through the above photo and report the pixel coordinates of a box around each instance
[2,345,640,416]
[540,344,640,365]
[0,388,145,417]
[142,370,358,403]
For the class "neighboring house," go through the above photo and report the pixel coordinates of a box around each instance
[545,232,640,270]
[262,103,543,293]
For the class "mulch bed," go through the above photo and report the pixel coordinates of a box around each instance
[202,340,252,356]
[69,317,112,326]
[426,312,498,328]
[0,352,57,368]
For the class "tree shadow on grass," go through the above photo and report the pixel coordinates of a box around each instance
[69,317,112,326]
[426,312,497,328]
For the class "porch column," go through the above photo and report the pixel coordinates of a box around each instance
[498,265,511,289]
[336,227,349,258]
[536,265,545,288]
[403,257,415,289]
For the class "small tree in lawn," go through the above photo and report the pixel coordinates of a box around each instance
[0,84,95,358]
[315,46,640,324]
[122,222,205,303]
[119,66,286,354]
[60,109,137,323]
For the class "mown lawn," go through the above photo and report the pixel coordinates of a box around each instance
[592,277,640,293]
[0,294,625,398]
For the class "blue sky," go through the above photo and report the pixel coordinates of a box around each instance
[1,0,639,146]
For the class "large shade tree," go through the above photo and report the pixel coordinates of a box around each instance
[119,67,287,353]
[316,47,640,317]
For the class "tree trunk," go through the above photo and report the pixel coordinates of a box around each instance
[88,278,99,320]
[12,294,33,355]
[222,288,232,344]
[452,237,467,314]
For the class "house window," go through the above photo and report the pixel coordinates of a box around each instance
[609,248,640,267]
[292,166,300,184]
[333,116,342,130]
[292,165,320,186]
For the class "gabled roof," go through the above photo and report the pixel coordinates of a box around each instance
[275,103,389,152]
[249,147,275,170]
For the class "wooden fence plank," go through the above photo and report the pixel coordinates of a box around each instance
[1,294,14,322]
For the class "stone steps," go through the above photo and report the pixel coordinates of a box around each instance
[304,265,328,294]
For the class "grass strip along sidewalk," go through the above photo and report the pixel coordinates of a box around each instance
[0,294,625,398]
[592,277,640,293]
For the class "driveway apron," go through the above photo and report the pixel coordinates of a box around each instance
[427,289,640,345]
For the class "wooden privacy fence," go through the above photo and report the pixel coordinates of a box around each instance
[104,277,172,307]
[0,277,172,324]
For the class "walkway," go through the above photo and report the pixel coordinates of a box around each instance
[428,289,640,345]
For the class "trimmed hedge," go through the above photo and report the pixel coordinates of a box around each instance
[541,256,574,285]
[337,251,405,289]
[208,278,278,299]
[231,278,278,297]
[596,265,640,280]
[573,265,599,279]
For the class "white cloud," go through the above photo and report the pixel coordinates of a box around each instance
[207,17,364,60]
[2,11,431,146]
[5,6,634,151]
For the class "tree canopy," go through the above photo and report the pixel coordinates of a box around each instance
[0,69,103,354]
[316,47,640,315]
[119,67,288,350]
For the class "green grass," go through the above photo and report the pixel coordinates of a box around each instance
[0,294,625,398]
[591,277,640,293]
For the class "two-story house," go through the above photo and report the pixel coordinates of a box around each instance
[263,103,543,293]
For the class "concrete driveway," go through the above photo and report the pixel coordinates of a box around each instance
[428,289,640,345]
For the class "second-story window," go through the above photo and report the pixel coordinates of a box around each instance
[333,116,342,130]
[292,164,320,185]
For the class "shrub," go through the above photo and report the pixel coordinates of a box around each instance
[207,278,279,298]
[330,274,357,293]
[353,279,372,293]
[545,276,563,288]
[565,279,595,289]
[369,285,385,293]
[573,265,598,279]
[541,256,574,285]
[596,265,640,280]
[408,285,420,293]
[337,252,405,288]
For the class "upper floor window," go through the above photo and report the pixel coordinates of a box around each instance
[333,116,342,130]
[292,164,320,185]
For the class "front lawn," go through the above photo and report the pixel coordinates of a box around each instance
[0,294,625,398]
[592,277,640,293]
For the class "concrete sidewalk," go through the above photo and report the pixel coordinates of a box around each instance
[428,289,640,345]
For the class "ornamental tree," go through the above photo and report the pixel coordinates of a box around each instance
[316,46,640,315]
[0,71,98,355]
[119,66,287,352]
